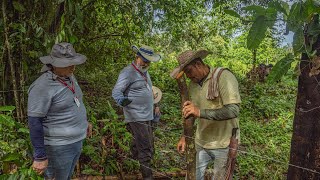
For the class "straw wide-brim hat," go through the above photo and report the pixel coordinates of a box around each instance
[132,44,161,62]
[152,86,162,104]
[40,42,86,72]
[170,50,210,78]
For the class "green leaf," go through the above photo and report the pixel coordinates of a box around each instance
[304,0,320,15]
[12,1,26,12]
[287,2,307,31]
[1,153,20,162]
[292,28,304,55]
[18,128,29,134]
[0,114,15,127]
[212,1,222,9]
[306,14,320,36]
[28,50,39,58]
[81,168,100,175]
[0,106,15,112]
[8,174,19,180]
[69,35,78,44]
[265,7,277,28]
[68,0,73,15]
[288,2,301,20]
[242,5,266,16]
[35,27,43,38]
[267,54,295,83]
[75,4,84,31]
[247,15,268,50]
[268,1,289,16]
[224,9,241,18]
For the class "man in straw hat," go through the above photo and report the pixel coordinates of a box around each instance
[112,44,161,180]
[27,42,89,179]
[172,50,241,180]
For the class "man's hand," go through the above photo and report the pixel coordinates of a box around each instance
[182,101,200,118]
[177,136,186,154]
[154,106,161,116]
[32,159,48,175]
[121,98,132,107]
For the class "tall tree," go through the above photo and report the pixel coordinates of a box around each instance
[230,0,320,178]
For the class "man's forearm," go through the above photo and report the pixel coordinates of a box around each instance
[200,104,240,120]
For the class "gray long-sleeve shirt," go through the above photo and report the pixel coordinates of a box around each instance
[112,62,154,122]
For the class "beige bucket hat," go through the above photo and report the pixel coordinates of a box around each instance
[152,86,162,104]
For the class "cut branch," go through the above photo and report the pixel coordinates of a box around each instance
[176,76,196,180]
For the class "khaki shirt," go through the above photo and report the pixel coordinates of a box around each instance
[189,68,241,149]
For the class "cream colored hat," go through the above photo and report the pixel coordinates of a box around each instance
[152,86,162,104]
[132,44,161,62]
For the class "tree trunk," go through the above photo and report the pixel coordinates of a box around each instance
[2,0,21,119]
[49,1,65,34]
[0,47,6,106]
[252,49,257,69]
[287,34,320,179]
[176,76,196,180]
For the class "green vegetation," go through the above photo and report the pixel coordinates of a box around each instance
[0,65,298,179]
[1,0,319,179]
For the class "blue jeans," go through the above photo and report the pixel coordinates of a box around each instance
[196,145,228,180]
[44,140,83,180]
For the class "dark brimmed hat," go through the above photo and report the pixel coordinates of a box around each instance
[132,44,161,62]
[40,42,86,71]
[170,50,210,78]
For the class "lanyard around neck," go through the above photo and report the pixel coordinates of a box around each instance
[57,78,75,94]
[131,63,148,83]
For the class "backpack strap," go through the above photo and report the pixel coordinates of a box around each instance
[207,67,226,100]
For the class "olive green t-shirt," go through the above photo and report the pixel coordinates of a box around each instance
[189,68,241,149]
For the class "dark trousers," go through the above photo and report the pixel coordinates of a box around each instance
[127,121,154,180]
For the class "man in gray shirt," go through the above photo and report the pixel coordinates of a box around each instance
[28,42,88,180]
[112,44,161,180]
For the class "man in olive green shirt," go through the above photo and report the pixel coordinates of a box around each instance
[171,50,241,180]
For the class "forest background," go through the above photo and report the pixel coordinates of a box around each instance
[1,0,319,179]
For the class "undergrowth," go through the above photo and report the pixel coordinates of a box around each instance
[0,70,297,179]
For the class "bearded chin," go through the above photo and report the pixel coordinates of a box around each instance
[141,66,150,72]
[136,63,150,72]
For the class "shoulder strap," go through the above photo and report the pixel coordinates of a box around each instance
[207,67,226,100]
